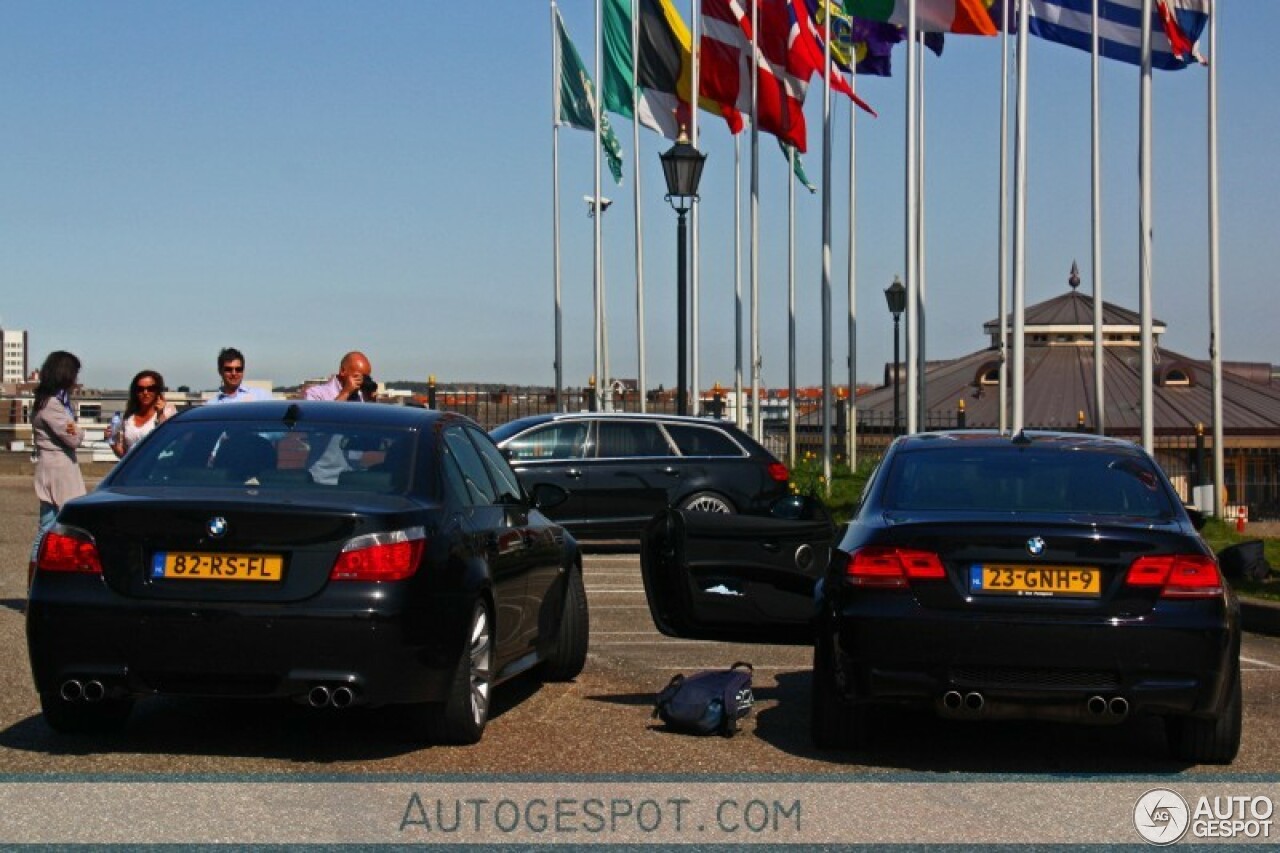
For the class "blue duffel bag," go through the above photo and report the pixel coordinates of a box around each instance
[652,662,754,736]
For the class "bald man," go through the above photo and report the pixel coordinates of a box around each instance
[303,351,375,402]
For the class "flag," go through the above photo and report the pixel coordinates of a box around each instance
[555,5,624,183]
[843,0,998,36]
[603,0,688,138]
[1023,0,1209,70]
[794,0,879,113]
[780,140,817,193]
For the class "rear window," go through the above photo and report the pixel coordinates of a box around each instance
[503,422,588,461]
[664,423,744,457]
[108,420,422,496]
[883,446,1176,519]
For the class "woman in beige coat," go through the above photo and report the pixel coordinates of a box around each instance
[30,351,86,571]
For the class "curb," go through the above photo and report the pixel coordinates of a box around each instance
[1241,596,1280,637]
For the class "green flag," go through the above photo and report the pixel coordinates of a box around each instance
[555,6,624,184]
[780,141,817,194]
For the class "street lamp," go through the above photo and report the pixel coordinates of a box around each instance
[884,275,906,436]
[660,130,706,416]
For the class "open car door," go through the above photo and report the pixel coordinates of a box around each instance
[639,502,834,645]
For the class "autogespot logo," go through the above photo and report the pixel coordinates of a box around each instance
[1134,788,1190,845]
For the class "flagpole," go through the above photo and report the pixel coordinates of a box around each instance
[735,135,745,429]
[820,0,834,484]
[551,1,565,413]
[1139,0,1154,452]
[1091,0,1105,434]
[916,34,927,428]
[750,2,762,440]
[632,0,647,413]
[847,65,857,471]
[690,0,702,416]
[905,0,919,434]
[782,94,799,458]
[593,0,605,411]
[1012,0,1029,434]
[1208,9,1224,517]
[997,0,1009,434]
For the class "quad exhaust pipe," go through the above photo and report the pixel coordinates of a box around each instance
[307,684,357,709]
[59,679,106,703]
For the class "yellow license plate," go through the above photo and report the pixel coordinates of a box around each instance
[152,552,284,582]
[970,564,1101,598]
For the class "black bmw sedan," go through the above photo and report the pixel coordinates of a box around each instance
[641,430,1242,764]
[27,401,588,744]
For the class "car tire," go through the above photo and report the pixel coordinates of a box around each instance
[1165,664,1242,765]
[680,491,735,514]
[423,599,493,745]
[40,692,133,734]
[810,635,865,750]
[540,565,589,682]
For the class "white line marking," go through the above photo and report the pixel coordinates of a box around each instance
[1241,656,1280,671]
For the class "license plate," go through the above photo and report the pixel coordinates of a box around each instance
[969,564,1101,598]
[152,552,284,582]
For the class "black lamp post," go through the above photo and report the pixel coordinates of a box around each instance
[660,131,706,416]
[884,275,906,436]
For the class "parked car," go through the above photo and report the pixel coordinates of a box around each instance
[27,401,588,744]
[490,413,790,540]
[641,430,1242,764]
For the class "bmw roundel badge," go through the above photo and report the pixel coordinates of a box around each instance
[207,516,229,538]
[1026,536,1046,556]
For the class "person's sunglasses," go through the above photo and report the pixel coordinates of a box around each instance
[136,385,159,394]
[221,366,244,374]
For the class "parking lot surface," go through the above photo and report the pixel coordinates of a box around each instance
[3,474,1280,775]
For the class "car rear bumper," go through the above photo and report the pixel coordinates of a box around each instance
[27,575,472,708]
[829,596,1239,722]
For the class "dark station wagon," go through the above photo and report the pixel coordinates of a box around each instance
[491,412,791,540]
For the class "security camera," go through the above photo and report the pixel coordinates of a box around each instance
[584,195,613,216]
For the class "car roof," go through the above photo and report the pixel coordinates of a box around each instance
[174,400,462,429]
[893,429,1148,455]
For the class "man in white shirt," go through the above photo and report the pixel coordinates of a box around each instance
[209,347,271,404]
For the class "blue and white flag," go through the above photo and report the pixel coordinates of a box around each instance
[1026,0,1209,71]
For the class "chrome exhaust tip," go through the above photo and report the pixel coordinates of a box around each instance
[59,680,83,702]
[330,686,355,709]
[942,690,963,710]
[81,680,106,703]
[307,685,332,708]
[963,692,985,712]
[1087,695,1108,716]
[1108,697,1129,718]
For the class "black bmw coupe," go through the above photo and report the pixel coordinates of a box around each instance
[27,401,588,743]
[641,430,1242,764]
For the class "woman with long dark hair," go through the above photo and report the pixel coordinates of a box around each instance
[30,351,86,571]
[111,369,176,458]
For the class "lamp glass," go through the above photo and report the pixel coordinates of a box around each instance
[660,141,706,199]
[884,278,907,317]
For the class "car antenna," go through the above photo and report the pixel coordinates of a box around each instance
[283,403,301,429]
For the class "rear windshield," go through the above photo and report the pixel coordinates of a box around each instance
[108,420,422,496]
[883,446,1177,519]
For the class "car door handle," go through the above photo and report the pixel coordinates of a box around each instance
[658,466,679,476]
[565,468,583,479]
[761,541,781,553]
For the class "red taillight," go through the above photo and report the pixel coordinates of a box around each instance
[1125,554,1223,598]
[845,546,945,588]
[330,527,426,582]
[767,462,790,483]
[36,527,104,575]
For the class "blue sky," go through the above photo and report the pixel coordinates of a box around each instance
[1,1,1275,393]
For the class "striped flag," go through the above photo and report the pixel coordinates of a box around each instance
[843,0,998,36]
[1025,0,1210,70]
[603,0,690,139]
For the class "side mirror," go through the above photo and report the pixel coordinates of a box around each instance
[769,493,833,525]
[529,482,569,511]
